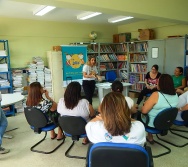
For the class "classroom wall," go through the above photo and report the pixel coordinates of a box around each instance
[0,17,117,68]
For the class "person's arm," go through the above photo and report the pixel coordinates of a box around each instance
[44,90,57,111]
[178,104,188,112]
[141,92,158,114]
[83,71,96,78]
[89,104,95,117]
[176,78,186,90]
[176,88,184,94]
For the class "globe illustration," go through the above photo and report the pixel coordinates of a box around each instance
[89,31,97,41]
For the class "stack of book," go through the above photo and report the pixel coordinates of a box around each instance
[12,69,23,93]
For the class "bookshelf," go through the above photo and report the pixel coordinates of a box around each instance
[0,39,14,116]
[71,42,128,82]
[128,41,148,92]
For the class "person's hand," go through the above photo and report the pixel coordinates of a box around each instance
[146,85,151,89]
[176,89,184,94]
[44,89,49,97]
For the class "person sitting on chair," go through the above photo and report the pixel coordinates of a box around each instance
[86,92,146,146]
[136,64,161,108]
[26,82,64,140]
[0,92,10,154]
[172,67,186,93]
[111,80,137,115]
[141,74,178,144]
[57,81,95,145]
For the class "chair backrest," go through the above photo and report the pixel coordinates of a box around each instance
[24,107,48,133]
[105,71,117,82]
[58,116,87,140]
[181,110,188,122]
[154,107,178,131]
[87,142,151,167]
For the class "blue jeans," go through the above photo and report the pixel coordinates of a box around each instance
[0,104,8,146]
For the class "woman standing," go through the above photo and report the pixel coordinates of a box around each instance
[26,82,64,140]
[86,92,146,146]
[141,74,178,144]
[82,55,99,105]
[136,64,161,107]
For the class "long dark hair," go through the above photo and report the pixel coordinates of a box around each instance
[26,82,43,106]
[158,74,176,95]
[64,82,81,109]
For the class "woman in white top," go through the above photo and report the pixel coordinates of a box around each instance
[86,92,146,146]
[57,81,95,144]
[82,55,100,105]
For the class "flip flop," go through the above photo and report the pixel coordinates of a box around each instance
[82,137,89,145]
[51,133,57,140]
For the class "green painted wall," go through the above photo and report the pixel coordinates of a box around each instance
[118,20,188,39]
[0,17,117,68]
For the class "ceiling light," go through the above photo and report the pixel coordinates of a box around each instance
[77,12,102,20]
[33,5,56,16]
[108,16,134,23]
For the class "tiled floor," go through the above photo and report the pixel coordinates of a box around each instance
[1,96,188,167]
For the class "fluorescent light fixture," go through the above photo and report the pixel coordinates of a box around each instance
[108,16,134,23]
[77,12,102,20]
[33,5,56,16]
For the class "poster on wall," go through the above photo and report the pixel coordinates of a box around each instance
[61,45,87,87]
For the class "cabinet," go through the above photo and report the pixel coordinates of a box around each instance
[47,51,64,103]
[184,35,188,78]
[0,39,14,116]
[128,41,148,92]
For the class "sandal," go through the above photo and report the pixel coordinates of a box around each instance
[51,133,57,140]
[146,137,154,145]
[57,135,65,141]
[82,137,89,145]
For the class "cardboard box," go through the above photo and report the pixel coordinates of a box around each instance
[119,33,131,42]
[138,29,154,40]
[113,34,119,43]
[128,91,140,98]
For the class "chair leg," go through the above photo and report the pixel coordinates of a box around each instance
[31,131,65,154]
[65,141,86,159]
[151,135,171,158]
[156,130,188,148]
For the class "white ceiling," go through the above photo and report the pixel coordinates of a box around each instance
[0,0,144,25]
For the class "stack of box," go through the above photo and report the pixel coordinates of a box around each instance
[12,69,23,93]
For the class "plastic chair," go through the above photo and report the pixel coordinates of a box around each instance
[144,107,178,158]
[160,110,188,147]
[86,142,153,167]
[24,107,65,154]
[58,115,87,159]
[105,71,117,82]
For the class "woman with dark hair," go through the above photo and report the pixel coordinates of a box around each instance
[82,55,101,105]
[172,67,186,91]
[26,82,64,140]
[136,64,161,108]
[111,80,137,114]
[57,81,95,144]
[141,74,178,144]
[86,92,146,146]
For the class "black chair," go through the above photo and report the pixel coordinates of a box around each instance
[24,107,65,154]
[145,107,178,158]
[58,115,87,159]
[160,110,188,147]
[86,142,153,167]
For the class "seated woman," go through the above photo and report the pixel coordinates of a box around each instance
[136,64,161,108]
[26,82,64,140]
[86,92,146,146]
[111,80,137,114]
[172,67,186,92]
[141,74,178,144]
[57,81,95,144]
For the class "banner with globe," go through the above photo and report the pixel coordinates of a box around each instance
[61,45,87,86]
